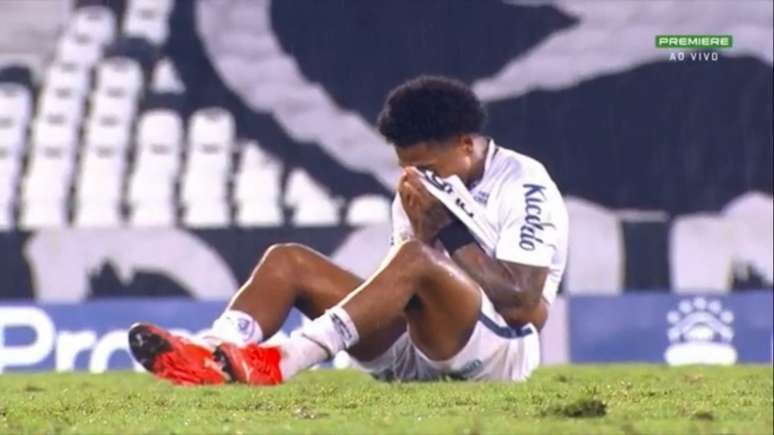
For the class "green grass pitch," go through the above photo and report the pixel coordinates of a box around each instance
[1,365,771,434]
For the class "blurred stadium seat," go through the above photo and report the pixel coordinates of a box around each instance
[73,146,126,228]
[0,83,32,127]
[45,61,92,97]
[69,5,117,47]
[670,215,735,293]
[285,168,341,226]
[56,32,102,69]
[234,141,283,227]
[346,194,390,226]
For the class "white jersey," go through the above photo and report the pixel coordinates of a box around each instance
[390,140,568,304]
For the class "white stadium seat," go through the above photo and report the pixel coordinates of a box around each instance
[18,201,68,229]
[188,107,236,148]
[182,201,231,228]
[84,115,131,151]
[133,144,180,179]
[95,57,144,96]
[0,117,26,157]
[722,192,774,285]
[31,115,78,153]
[184,146,232,179]
[136,109,183,151]
[123,7,170,46]
[45,62,92,98]
[18,147,74,229]
[23,148,76,196]
[56,32,102,69]
[670,215,734,293]
[0,151,21,227]
[235,160,282,203]
[76,147,126,203]
[291,196,340,227]
[564,197,625,294]
[37,87,85,126]
[151,58,185,93]
[234,142,283,227]
[0,203,13,230]
[73,202,122,228]
[346,194,391,225]
[127,162,177,228]
[284,168,340,226]
[0,83,33,127]
[128,170,175,204]
[89,90,137,123]
[70,5,117,47]
[236,201,283,227]
[181,170,228,204]
[127,0,176,17]
[128,201,176,227]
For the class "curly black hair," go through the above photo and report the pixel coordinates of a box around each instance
[376,76,486,147]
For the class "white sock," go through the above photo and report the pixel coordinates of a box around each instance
[200,309,264,346]
[279,306,359,379]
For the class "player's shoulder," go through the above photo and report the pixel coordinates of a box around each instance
[489,144,554,186]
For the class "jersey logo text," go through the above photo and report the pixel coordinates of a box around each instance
[520,184,547,251]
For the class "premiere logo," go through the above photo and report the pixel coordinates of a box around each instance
[656,34,733,62]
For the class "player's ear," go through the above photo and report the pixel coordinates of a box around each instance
[460,135,475,155]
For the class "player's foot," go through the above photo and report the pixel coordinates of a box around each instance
[128,322,227,386]
[214,342,283,386]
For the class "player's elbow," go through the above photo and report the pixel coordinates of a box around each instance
[496,286,547,329]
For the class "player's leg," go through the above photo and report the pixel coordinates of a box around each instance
[217,239,482,384]
[216,242,405,361]
[340,240,481,362]
[128,243,404,384]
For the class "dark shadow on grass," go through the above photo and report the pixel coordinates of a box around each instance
[22,385,44,393]
[692,410,714,421]
[544,398,607,418]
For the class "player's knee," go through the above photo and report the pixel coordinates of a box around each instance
[392,239,442,278]
[255,243,310,279]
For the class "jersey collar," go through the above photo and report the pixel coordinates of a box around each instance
[470,137,498,191]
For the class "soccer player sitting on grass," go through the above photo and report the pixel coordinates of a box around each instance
[128,76,568,385]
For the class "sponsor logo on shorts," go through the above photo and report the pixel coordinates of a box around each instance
[447,359,483,380]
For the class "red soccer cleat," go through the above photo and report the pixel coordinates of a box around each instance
[128,322,227,386]
[214,342,283,386]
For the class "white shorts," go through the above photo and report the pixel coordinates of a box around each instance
[352,290,541,382]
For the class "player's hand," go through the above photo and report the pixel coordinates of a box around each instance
[398,167,452,243]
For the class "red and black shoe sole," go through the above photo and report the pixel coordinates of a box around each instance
[127,323,173,373]
[212,345,239,382]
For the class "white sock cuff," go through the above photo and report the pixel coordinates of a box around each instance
[207,309,263,345]
[299,306,360,357]
[327,306,359,348]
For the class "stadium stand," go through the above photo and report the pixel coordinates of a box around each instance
[0,0,384,231]
[0,0,770,299]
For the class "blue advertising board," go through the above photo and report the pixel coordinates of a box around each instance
[569,291,773,364]
[2,292,772,372]
[0,299,303,373]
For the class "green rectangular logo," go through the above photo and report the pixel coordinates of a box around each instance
[656,34,733,49]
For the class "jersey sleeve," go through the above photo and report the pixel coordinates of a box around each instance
[495,173,561,268]
[389,195,414,247]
